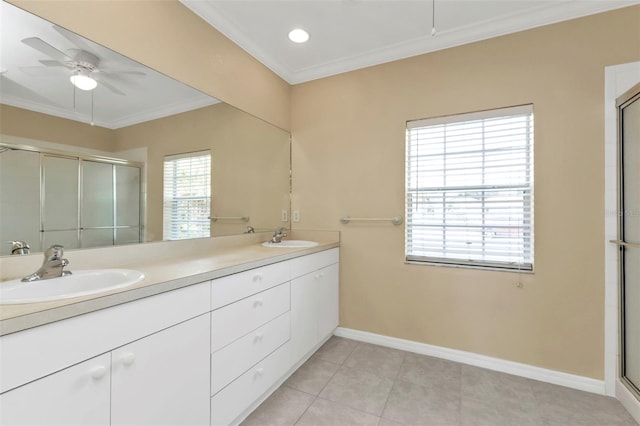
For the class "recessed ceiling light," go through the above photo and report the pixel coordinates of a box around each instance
[288,28,309,43]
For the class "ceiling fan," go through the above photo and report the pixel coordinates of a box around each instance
[20,26,145,96]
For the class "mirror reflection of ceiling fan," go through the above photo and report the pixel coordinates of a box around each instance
[20,26,145,96]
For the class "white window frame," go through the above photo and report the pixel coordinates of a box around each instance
[405,105,534,271]
[163,150,211,241]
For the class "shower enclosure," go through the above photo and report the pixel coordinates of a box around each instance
[615,83,640,399]
[0,145,143,256]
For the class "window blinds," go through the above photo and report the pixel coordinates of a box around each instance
[405,105,534,270]
[163,151,211,240]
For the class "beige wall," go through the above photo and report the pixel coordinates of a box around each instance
[9,0,291,131]
[1,104,114,151]
[114,103,290,241]
[291,6,640,379]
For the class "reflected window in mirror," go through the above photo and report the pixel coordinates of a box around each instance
[163,151,211,240]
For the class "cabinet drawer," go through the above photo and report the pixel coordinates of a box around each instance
[211,282,290,352]
[211,261,290,310]
[289,248,339,279]
[210,342,290,426]
[211,312,289,395]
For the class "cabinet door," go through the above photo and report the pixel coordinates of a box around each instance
[290,273,319,363]
[111,314,210,426]
[0,353,110,426]
[317,263,339,340]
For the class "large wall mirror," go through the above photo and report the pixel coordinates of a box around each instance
[0,0,291,256]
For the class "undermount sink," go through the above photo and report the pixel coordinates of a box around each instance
[262,240,319,248]
[0,269,145,304]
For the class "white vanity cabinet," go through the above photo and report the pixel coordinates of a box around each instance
[0,246,340,426]
[209,247,340,426]
[0,282,211,426]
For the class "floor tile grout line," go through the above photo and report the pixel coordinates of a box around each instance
[292,393,317,426]
[378,349,409,423]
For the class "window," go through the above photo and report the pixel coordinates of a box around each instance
[405,105,534,271]
[163,151,211,240]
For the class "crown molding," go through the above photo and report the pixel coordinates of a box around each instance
[180,0,293,81]
[2,94,218,129]
[181,0,639,85]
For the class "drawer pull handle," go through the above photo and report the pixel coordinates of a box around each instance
[120,352,136,366]
[90,365,107,380]
[255,368,264,377]
[254,333,264,342]
[253,299,264,308]
[253,273,264,282]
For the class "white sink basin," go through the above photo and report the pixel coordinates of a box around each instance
[262,240,319,248]
[0,269,145,304]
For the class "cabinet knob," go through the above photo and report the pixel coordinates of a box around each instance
[255,368,264,377]
[90,365,107,380]
[254,332,264,342]
[253,298,264,308]
[253,273,263,282]
[120,352,136,366]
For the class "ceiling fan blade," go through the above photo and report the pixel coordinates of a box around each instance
[1,74,64,107]
[19,66,65,76]
[52,24,95,52]
[98,69,146,76]
[39,59,67,67]
[22,37,71,63]
[97,78,126,96]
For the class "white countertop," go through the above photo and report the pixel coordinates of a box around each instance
[0,231,339,336]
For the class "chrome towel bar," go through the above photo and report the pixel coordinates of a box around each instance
[209,215,250,222]
[609,239,640,249]
[340,215,403,225]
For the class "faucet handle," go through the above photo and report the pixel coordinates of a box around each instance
[9,241,30,255]
[44,244,65,261]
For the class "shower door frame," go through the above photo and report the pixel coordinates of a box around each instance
[615,82,640,400]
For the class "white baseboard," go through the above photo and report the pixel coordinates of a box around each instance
[616,380,640,424]
[334,327,606,395]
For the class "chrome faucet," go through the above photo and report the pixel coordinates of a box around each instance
[9,241,30,255]
[22,245,72,282]
[245,226,255,234]
[270,227,287,243]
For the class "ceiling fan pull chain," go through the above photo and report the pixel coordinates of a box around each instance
[91,89,95,126]
[431,0,437,37]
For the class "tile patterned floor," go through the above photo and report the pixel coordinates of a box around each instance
[242,337,639,426]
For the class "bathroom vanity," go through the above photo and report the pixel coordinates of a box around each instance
[0,236,339,426]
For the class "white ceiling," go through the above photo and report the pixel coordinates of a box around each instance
[0,0,217,129]
[181,0,639,84]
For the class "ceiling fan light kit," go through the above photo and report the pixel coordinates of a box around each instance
[70,69,97,91]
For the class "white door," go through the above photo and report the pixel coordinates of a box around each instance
[111,314,210,426]
[618,84,640,397]
[0,353,110,426]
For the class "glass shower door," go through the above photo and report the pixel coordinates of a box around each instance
[619,84,640,397]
